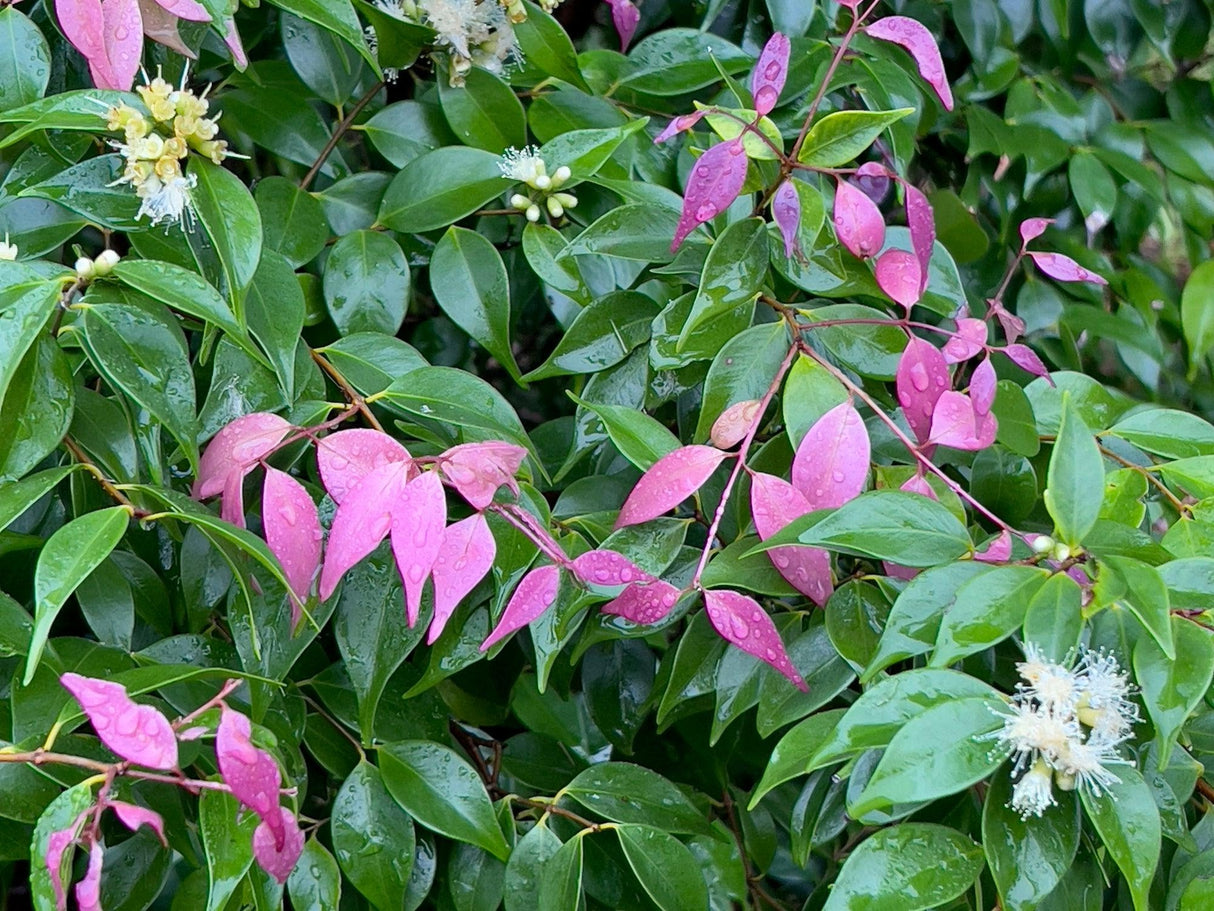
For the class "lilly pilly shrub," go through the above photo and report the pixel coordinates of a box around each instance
[3,0,1214,908]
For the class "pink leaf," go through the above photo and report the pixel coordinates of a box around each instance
[194,413,291,500]
[262,468,322,622]
[216,706,284,846]
[710,399,761,449]
[900,473,937,499]
[60,673,178,770]
[970,356,996,416]
[791,402,870,510]
[987,298,1026,345]
[751,32,790,116]
[1027,251,1108,286]
[1003,343,1050,380]
[854,161,892,204]
[904,184,934,292]
[481,564,561,651]
[253,808,305,884]
[1019,217,1053,248]
[883,561,920,581]
[429,514,496,644]
[439,441,527,510]
[974,530,1013,563]
[942,317,987,364]
[703,590,807,690]
[654,110,707,144]
[875,249,922,310]
[318,461,411,601]
[601,579,682,625]
[152,0,210,21]
[223,17,247,68]
[45,822,81,911]
[615,445,728,529]
[570,550,654,587]
[102,0,143,91]
[390,471,447,627]
[56,0,114,88]
[750,472,832,605]
[929,391,998,450]
[109,801,166,844]
[316,429,412,504]
[672,138,749,251]
[771,179,801,259]
[604,0,640,52]
[221,464,249,530]
[833,178,885,259]
[74,842,104,911]
[865,16,954,111]
[896,336,951,444]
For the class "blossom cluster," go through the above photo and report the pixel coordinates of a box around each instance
[992,644,1140,818]
[500,146,578,222]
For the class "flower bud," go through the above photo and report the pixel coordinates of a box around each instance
[525,203,541,223]
[554,192,578,209]
[94,250,120,275]
[552,165,571,185]
[1051,542,1072,563]
[534,173,551,190]
[510,193,532,210]
[0,234,16,262]
[546,196,564,218]
[75,257,96,280]
[1029,534,1055,555]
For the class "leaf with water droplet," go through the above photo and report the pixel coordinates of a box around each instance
[833,178,885,259]
[262,467,321,626]
[703,589,807,690]
[654,109,707,144]
[970,356,996,416]
[428,513,495,644]
[101,0,143,91]
[482,564,561,651]
[194,412,291,500]
[896,336,950,443]
[709,399,761,449]
[108,801,166,844]
[875,248,922,310]
[615,444,728,528]
[771,179,801,259]
[390,471,447,627]
[216,705,284,846]
[60,673,178,769]
[1018,217,1054,248]
[929,391,997,450]
[571,549,654,587]
[750,32,789,117]
[904,183,935,293]
[317,429,413,504]
[1027,251,1108,286]
[671,137,749,251]
[438,440,527,510]
[942,317,987,364]
[601,579,683,625]
[749,471,833,605]
[791,402,870,511]
[864,16,954,111]
[319,461,411,601]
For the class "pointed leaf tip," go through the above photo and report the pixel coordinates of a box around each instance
[875,249,922,310]
[833,179,885,259]
[616,445,729,528]
[1027,251,1108,286]
[429,513,495,644]
[1018,217,1054,248]
[319,461,411,601]
[482,564,561,651]
[703,590,807,690]
[253,808,304,883]
[390,471,447,627]
[439,441,527,510]
[771,180,801,260]
[865,16,954,111]
[604,0,640,52]
[194,412,291,499]
[60,673,178,769]
[751,33,790,116]
[316,428,412,504]
[672,138,749,251]
[109,801,167,844]
[929,390,997,450]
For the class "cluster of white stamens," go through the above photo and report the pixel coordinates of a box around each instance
[500,147,577,222]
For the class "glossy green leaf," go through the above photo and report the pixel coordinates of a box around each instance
[929,566,1048,667]
[200,789,257,911]
[1045,393,1105,547]
[375,366,531,453]
[1182,260,1214,373]
[0,335,73,478]
[564,763,709,834]
[287,838,342,911]
[503,823,562,911]
[190,157,263,298]
[983,774,1079,911]
[528,291,657,381]
[538,833,584,911]
[794,491,972,565]
[0,8,50,114]
[1080,765,1161,911]
[332,762,417,911]
[438,66,526,153]
[324,229,410,336]
[266,0,378,70]
[678,218,768,349]
[255,176,330,268]
[30,782,96,911]
[1022,572,1084,662]
[615,824,709,911]
[378,147,512,233]
[798,108,914,167]
[1134,617,1214,766]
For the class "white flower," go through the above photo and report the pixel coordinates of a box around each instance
[1056,735,1124,796]
[137,173,198,227]
[499,146,547,185]
[1010,758,1057,819]
[1016,643,1080,712]
[0,233,16,261]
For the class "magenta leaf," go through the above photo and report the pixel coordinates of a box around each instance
[429,514,496,645]
[1027,251,1108,286]
[703,590,807,691]
[904,184,935,292]
[101,0,143,91]
[771,180,801,260]
[262,468,321,623]
[896,336,951,443]
[833,178,885,259]
[109,801,166,844]
[571,550,654,587]
[604,0,640,52]
[672,138,749,251]
[194,413,291,500]
[942,317,987,364]
[390,471,447,627]
[899,473,937,499]
[253,808,305,883]
[152,0,211,21]
[854,161,892,204]
[615,445,729,529]
[74,842,104,911]
[481,564,561,651]
[60,673,178,770]
[750,472,832,605]
[45,821,82,911]
[929,391,998,450]
[987,298,1026,345]
[438,441,527,510]
[318,461,411,601]
[56,0,113,89]
[1003,343,1051,380]
[865,16,954,111]
[216,706,284,845]
[1019,217,1054,248]
[875,249,922,310]
[654,110,708,144]
[601,580,682,625]
[751,32,790,116]
[709,399,761,449]
[974,530,1013,563]
[316,429,412,504]
[223,16,247,67]
[791,402,870,510]
[970,356,996,416]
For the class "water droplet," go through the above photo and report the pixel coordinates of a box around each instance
[831,470,845,483]
[909,362,930,392]
[695,202,717,221]
[764,61,781,80]
[328,455,349,471]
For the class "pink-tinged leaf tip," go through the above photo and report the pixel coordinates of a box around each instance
[604,0,640,52]
[703,590,807,691]
[875,249,923,310]
[194,412,291,500]
[615,444,728,529]
[316,428,412,504]
[791,402,870,511]
[318,460,411,601]
[942,317,987,364]
[929,390,998,450]
[439,441,527,510]
[896,336,951,444]
[216,706,284,846]
[429,514,496,645]
[1027,251,1108,286]
[771,180,801,260]
[710,399,762,449]
[571,550,654,587]
[751,32,790,116]
[833,179,885,259]
[970,356,996,416]
[223,16,247,68]
[654,110,707,144]
[750,472,833,605]
[865,16,954,111]
[601,579,682,625]
[672,138,749,251]
[390,471,447,627]
[109,801,166,844]
[60,673,178,770]
[854,161,892,204]
[74,842,104,911]
[45,823,80,911]
[899,473,937,499]
[481,564,561,651]
[253,808,305,883]
[262,468,322,625]
[1002,343,1051,381]
[152,0,211,22]
[974,530,1013,563]
[1018,217,1054,248]
[904,184,935,293]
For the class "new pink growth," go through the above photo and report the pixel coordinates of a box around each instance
[428,514,496,644]
[942,317,987,364]
[703,590,807,690]
[672,138,750,251]
[929,390,998,450]
[109,801,166,844]
[604,0,640,52]
[571,550,654,587]
[60,673,178,770]
[154,0,210,21]
[833,179,885,259]
[438,441,527,510]
[896,336,951,444]
[875,249,922,310]
[791,402,870,510]
[45,820,82,911]
[904,184,935,293]
[615,445,728,528]
[1027,251,1108,286]
[216,706,284,848]
[318,460,411,600]
[751,32,790,116]
[771,180,802,260]
[262,468,321,623]
[316,428,412,504]
[970,356,996,416]
[253,807,305,883]
[1003,343,1050,380]
[601,579,682,625]
[654,110,707,144]
[195,412,292,529]
[710,399,762,449]
[390,471,447,627]
[750,472,832,605]
[1019,217,1054,248]
[481,564,561,651]
[74,842,104,911]
[974,530,1013,563]
[865,16,954,111]
[899,473,937,499]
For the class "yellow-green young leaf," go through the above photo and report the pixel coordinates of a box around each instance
[30,782,96,911]
[503,824,562,911]
[1133,617,1214,766]
[1080,765,1161,911]
[797,108,914,167]
[983,776,1080,911]
[1182,259,1214,375]
[1045,393,1104,547]
[700,103,784,159]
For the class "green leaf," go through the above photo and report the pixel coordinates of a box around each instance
[798,108,915,167]
[1023,572,1084,662]
[1099,556,1174,658]
[751,708,847,806]
[795,491,972,566]
[562,204,681,263]
[281,12,365,106]
[362,100,455,169]
[0,336,74,478]
[569,394,680,470]
[1134,617,1214,766]
[25,506,129,684]
[288,838,342,911]
[255,176,330,268]
[265,0,378,71]
[438,66,526,154]
[538,833,584,911]
[822,823,984,911]
[615,824,709,911]
[200,789,257,911]
[319,333,429,397]
[1069,151,1118,235]
[703,105,784,159]
[1159,456,1214,500]
[693,322,788,442]
[18,155,142,230]
[246,251,307,402]
[323,229,410,336]
[527,291,657,382]
[536,121,648,185]
[30,782,96,911]
[503,823,562,911]
[678,218,768,349]
[110,259,247,348]
[564,763,709,834]
[993,380,1041,457]
[190,157,263,299]
[514,1,587,89]
[0,8,50,114]
[332,762,416,911]
[0,89,130,148]
[803,304,906,380]
[431,227,521,381]
[1181,260,1214,374]
[1045,393,1105,547]
[378,147,512,233]
[352,0,433,69]
[0,465,77,533]
[378,741,510,860]
[619,29,751,95]
[1080,765,1161,911]
[0,280,62,411]
[983,774,1080,911]
[930,566,1049,667]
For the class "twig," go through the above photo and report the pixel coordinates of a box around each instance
[62,436,145,518]
[310,348,385,432]
[1098,444,1191,517]
[300,80,385,191]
